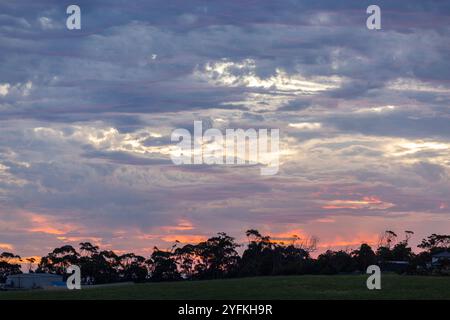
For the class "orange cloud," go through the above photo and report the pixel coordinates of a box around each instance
[160,219,195,232]
[161,234,207,243]
[322,196,394,210]
[318,234,379,250]
[134,220,204,245]
[26,213,76,235]
[0,255,41,266]
[315,218,335,223]
[57,236,103,243]
[0,243,13,251]
[264,226,379,253]
[268,228,305,243]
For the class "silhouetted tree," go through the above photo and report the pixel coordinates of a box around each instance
[93,250,120,283]
[37,245,79,275]
[351,244,376,272]
[376,230,401,263]
[240,230,275,276]
[149,247,181,281]
[194,232,240,279]
[271,244,313,275]
[404,231,414,243]
[418,234,450,253]
[317,250,357,274]
[414,234,450,272]
[12,230,450,283]
[174,244,196,279]
[376,246,393,263]
[240,230,315,276]
[77,242,99,283]
[391,242,414,261]
[0,252,22,282]
[118,253,148,282]
[378,230,398,249]
[79,242,99,257]
[26,257,36,273]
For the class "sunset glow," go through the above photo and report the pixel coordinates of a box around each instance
[0,0,449,262]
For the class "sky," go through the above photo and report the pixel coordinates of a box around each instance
[0,0,449,259]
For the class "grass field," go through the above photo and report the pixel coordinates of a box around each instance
[1,274,450,300]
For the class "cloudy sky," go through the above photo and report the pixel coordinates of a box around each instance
[0,0,449,258]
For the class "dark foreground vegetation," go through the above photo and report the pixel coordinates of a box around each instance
[1,275,450,300]
[1,230,449,284]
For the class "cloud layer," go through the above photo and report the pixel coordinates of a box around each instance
[0,0,449,256]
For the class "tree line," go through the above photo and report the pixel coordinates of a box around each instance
[1,230,449,284]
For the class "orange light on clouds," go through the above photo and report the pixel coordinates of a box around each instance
[261,228,309,244]
[318,234,379,250]
[135,219,207,244]
[26,213,77,235]
[161,234,207,243]
[160,219,195,232]
[57,236,103,243]
[1,255,41,266]
[322,196,394,210]
[28,226,66,235]
[0,243,13,251]
[315,218,336,223]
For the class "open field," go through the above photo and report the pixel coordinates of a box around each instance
[1,274,450,300]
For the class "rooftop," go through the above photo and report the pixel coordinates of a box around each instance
[7,273,62,278]
[432,251,450,258]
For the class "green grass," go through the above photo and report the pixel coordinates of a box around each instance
[1,274,450,300]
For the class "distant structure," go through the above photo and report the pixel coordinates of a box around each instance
[432,251,450,267]
[380,261,410,273]
[5,273,64,289]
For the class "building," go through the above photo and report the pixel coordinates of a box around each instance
[380,261,410,273]
[5,273,64,289]
[432,251,450,267]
